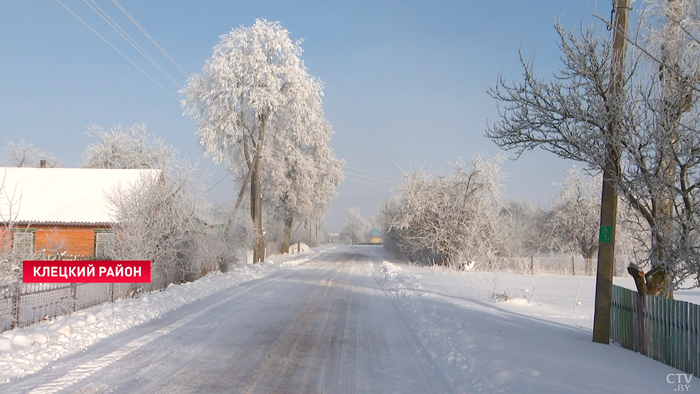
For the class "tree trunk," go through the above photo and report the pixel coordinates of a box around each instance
[251,117,267,263]
[252,153,265,262]
[627,264,673,298]
[281,214,293,254]
[585,257,593,276]
[652,0,684,296]
[308,218,312,247]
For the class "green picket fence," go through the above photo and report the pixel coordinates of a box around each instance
[611,285,700,377]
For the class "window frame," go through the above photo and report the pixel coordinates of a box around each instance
[11,228,36,257]
[93,229,115,258]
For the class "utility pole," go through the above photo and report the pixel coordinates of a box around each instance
[592,0,630,344]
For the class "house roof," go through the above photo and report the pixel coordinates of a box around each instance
[368,229,383,238]
[0,167,161,225]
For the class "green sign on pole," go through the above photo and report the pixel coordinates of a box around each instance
[599,226,613,243]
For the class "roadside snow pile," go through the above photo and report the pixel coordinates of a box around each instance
[0,259,298,381]
[287,242,312,254]
[380,262,474,393]
[280,256,311,267]
[269,245,337,267]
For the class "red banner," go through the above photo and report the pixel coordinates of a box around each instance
[22,260,151,283]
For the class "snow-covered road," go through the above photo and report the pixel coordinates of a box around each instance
[1,246,692,393]
[2,248,450,393]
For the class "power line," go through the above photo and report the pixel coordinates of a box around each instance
[343,176,390,188]
[344,170,395,186]
[112,0,188,78]
[83,0,184,90]
[344,165,398,182]
[55,0,180,101]
[204,159,248,194]
[205,172,230,193]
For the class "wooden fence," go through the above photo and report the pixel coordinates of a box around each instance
[611,284,700,377]
[0,269,182,332]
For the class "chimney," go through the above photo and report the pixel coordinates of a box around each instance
[40,160,46,168]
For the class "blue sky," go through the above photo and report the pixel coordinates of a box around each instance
[0,1,616,231]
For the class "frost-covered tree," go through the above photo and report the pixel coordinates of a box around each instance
[486,2,700,292]
[386,156,504,268]
[263,116,343,253]
[2,139,61,168]
[182,19,325,262]
[107,163,201,285]
[341,208,370,245]
[497,200,541,258]
[192,201,253,274]
[547,167,602,275]
[82,124,176,169]
[0,171,23,285]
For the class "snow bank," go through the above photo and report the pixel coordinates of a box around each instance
[0,254,313,381]
[286,242,313,255]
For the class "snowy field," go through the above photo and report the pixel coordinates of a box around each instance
[0,245,696,393]
[378,250,700,393]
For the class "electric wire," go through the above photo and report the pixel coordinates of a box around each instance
[55,0,180,101]
[343,176,389,188]
[112,0,189,78]
[344,170,395,186]
[344,165,398,182]
[83,0,184,90]
[204,159,248,194]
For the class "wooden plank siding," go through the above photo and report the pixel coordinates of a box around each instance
[0,225,110,256]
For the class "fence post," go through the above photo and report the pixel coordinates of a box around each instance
[634,293,647,356]
[110,282,114,303]
[530,256,534,275]
[11,283,21,329]
[572,256,576,276]
[70,283,77,313]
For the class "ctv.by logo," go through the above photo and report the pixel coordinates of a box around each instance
[666,373,692,392]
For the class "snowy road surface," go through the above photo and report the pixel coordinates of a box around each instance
[2,248,449,393]
[1,246,691,393]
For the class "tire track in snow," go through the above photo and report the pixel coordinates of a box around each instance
[240,254,351,393]
[322,256,359,394]
[377,261,476,393]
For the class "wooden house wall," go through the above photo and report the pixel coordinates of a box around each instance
[0,225,110,256]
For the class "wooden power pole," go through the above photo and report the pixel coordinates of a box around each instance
[592,0,630,344]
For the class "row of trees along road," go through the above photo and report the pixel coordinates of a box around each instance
[487,0,700,297]
[377,158,642,273]
[182,19,343,261]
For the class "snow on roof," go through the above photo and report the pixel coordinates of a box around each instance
[0,167,161,225]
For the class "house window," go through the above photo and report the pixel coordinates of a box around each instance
[94,231,115,258]
[12,231,35,257]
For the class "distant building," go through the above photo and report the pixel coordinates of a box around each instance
[367,229,383,244]
[0,167,161,258]
[326,233,340,243]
